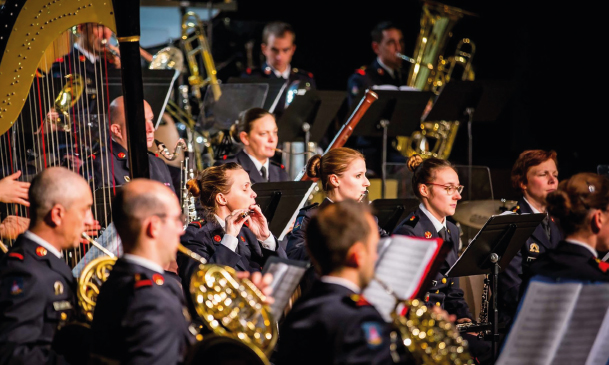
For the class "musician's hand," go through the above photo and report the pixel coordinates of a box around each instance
[237,271,274,305]
[456,317,472,324]
[63,154,83,171]
[0,171,30,206]
[430,306,456,323]
[139,47,153,63]
[246,204,271,241]
[225,209,249,237]
[79,220,101,245]
[106,44,121,69]
[43,109,62,133]
[0,216,30,240]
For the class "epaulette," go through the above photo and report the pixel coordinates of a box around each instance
[7,247,25,261]
[355,66,367,76]
[346,294,372,307]
[292,67,314,79]
[220,154,235,161]
[404,214,419,227]
[510,205,521,214]
[188,218,207,229]
[593,258,609,274]
[133,273,153,289]
[270,160,285,170]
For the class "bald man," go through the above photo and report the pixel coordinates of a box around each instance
[0,167,95,364]
[89,179,193,363]
[90,96,174,193]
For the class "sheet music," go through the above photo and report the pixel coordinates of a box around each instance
[264,261,307,320]
[363,236,439,322]
[586,304,609,365]
[553,284,609,365]
[72,223,122,278]
[496,281,582,365]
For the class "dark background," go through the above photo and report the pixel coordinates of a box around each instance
[199,0,599,200]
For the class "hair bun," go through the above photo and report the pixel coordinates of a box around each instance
[306,154,323,178]
[186,178,201,198]
[546,189,571,220]
[407,154,424,173]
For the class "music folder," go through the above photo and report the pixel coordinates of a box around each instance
[363,235,452,322]
[262,256,309,321]
[252,181,313,238]
[497,278,609,365]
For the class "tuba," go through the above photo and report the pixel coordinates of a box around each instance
[395,0,477,160]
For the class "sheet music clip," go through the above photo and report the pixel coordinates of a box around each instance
[445,211,545,360]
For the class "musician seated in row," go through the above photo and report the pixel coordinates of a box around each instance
[286,147,389,294]
[276,200,411,365]
[216,107,289,183]
[392,155,491,363]
[178,163,287,289]
[0,167,94,364]
[90,96,174,193]
[498,150,562,330]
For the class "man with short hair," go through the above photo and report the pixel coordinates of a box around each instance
[275,200,406,364]
[242,21,316,119]
[0,167,95,364]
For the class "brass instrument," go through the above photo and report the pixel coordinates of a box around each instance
[182,157,198,226]
[53,74,85,132]
[395,0,477,160]
[154,138,187,161]
[149,45,185,73]
[374,276,473,364]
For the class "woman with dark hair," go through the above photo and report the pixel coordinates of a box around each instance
[177,163,287,288]
[527,172,609,282]
[216,107,289,183]
[498,150,562,328]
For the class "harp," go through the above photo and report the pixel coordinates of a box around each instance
[0,0,149,266]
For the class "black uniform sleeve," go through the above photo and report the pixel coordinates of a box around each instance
[286,209,312,261]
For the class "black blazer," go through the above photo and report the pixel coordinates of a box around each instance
[0,234,76,364]
[393,207,473,320]
[497,198,562,327]
[275,281,405,365]
[216,150,289,183]
[90,258,194,364]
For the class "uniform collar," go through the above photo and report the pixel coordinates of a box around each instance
[24,231,63,258]
[214,214,226,229]
[268,63,291,79]
[122,253,164,274]
[74,43,99,64]
[242,149,269,174]
[321,275,360,294]
[419,203,446,233]
[522,196,543,214]
[564,239,598,258]
[376,57,395,79]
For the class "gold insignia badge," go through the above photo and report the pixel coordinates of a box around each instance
[529,242,540,253]
[424,231,432,239]
[35,246,47,257]
[124,176,130,182]
[54,281,64,295]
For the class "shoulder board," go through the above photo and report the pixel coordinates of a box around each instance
[510,205,521,214]
[188,218,207,229]
[593,258,609,274]
[220,154,235,161]
[7,249,25,261]
[270,160,285,169]
[355,66,367,76]
[291,67,314,78]
[404,214,419,227]
[301,202,319,212]
[345,294,372,307]
[133,273,153,289]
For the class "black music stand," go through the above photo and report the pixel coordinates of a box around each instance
[350,90,433,198]
[106,69,180,129]
[371,198,420,233]
[445,212,545,360]
[252,181,313,238]
[227,77,286,113]
[262,256,309,321]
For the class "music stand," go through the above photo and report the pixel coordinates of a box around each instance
[252,181,313,238]
[445,212,546,360]
[350,90,433,198]
[106,69,180,129]
[261,256,309,321]
[370,198,420,233]
[226,77,287,113]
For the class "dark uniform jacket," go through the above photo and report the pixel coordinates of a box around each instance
[215,150,289,183]
[90,139,175,194]
[275,280,407,365]
[346,58,409,106]
[393,208,473,320]
[0,234,76,365]
[89,258,195,365]
[497,198,562,327]
[241,62,316,119]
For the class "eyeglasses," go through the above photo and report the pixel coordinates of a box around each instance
[154,213,188,225]
[425,183,464,195]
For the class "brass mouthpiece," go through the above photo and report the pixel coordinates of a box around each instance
[81,232,116,258]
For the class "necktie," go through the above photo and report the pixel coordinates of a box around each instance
[542,214,552,241]
[438,227,447,242]
[260,166,267,181]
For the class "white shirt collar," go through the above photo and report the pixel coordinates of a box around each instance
[74,43,99,64]
[522,196,544,214]
[270,64,291,79]
[122,253,164,274]
[321,275,361,293]
[243,149,270,176]
[565,239,598,258]
[24,231,63,258]
[214,214,226,229]
[419,203,447,233]
[376,57,395,79]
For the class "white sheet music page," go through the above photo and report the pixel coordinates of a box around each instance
[363,235,440,322]
[584,284,609,365]
[496,280,581,365]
